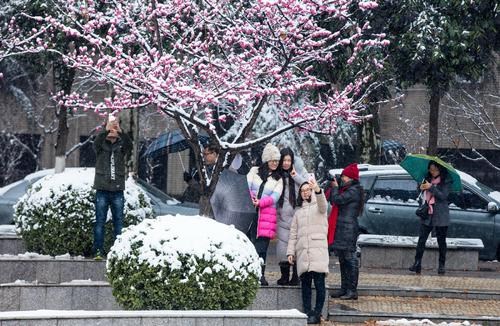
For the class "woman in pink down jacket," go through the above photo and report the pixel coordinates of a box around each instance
[247,143,284,286]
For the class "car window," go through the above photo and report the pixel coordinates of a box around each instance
[448,188,488,211]
[368,177,419,204]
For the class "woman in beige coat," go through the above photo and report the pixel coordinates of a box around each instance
[287,179,328,324]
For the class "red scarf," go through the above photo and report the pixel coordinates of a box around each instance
[325,185,348,245]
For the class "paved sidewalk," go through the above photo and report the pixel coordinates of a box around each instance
[264,252,500,324]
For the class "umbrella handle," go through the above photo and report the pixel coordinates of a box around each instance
[177,152,186,171]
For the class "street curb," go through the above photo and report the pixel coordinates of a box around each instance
[357,286,500,300]
[328,310,500,325]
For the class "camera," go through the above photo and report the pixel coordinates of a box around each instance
[326,172,342,185]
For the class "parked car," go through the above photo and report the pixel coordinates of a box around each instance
[328,164,500,260]
[0,168,199,225]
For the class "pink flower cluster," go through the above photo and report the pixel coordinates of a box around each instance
[1,0,387,137]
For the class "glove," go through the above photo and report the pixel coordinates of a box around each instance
[183,171,192,182]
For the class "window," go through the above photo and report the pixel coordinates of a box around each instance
[448,188,488,211]
[369,177,419,203]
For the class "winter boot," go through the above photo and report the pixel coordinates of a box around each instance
[438,244,446,275]
[340,258,358,300]
[260,265,269,286]
[330,260,348,298]
[306,312,321,324]
[289,264,300,286]
[409,259,422,274]
[277,261,290,285]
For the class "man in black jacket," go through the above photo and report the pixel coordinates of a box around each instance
[93,115,132,259]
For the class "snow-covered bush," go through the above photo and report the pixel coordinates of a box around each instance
[14,168,153,256]
[106,215,260,310]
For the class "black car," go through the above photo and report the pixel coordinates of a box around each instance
[329,164,500,260]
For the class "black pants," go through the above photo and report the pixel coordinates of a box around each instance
[300,271,326,316]
[335,249,359,292]
[415,224,448,264]
[254,237,270,264]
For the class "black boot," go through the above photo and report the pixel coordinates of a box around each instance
[307,312,321,324]
[260,265,269,286]
[438,242,446,275]
[438,261,445,275]
[340,255,358,300]
[409,259,422,274]
[340,290,358,300]
[277,261,290,285]
[289,264,300,286]
[330,257,348,298]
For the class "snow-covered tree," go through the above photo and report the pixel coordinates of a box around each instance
[368,0,499,155]
[1,0,387,215]
[443,87,500,172]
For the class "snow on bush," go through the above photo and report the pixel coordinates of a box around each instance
[106,215,261,310]
[13,168,153,256]
[376,319,480,326]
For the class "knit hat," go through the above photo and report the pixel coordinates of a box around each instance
[341,163,359,181]
[261,143,281,163]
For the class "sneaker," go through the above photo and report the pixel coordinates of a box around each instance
[94,250,104,261]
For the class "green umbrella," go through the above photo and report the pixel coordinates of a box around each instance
[399,154,462,192]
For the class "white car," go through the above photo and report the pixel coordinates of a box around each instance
[0,168,199,225]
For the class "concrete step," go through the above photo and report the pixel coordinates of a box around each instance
[328,295,500,324]
[0,309,306,325]
[0,235,25,255]
[0,281,314,315]
[0,256,106,284]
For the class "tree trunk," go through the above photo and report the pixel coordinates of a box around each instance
[198,194,213,217]
[358,103,381,164]
[119,109,139,176]
[53,61,75,173]
[427,88,441,156]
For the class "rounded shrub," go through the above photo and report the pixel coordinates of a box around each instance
[106,215,261,310]
[13,168,153,256]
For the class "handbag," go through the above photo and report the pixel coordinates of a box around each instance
[415,202,429,220]
[415,191,429,220]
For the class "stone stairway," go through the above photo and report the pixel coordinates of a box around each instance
[2,234,500,325]
[0,234,307,325]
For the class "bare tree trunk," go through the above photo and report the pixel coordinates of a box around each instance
[53,61,75,173]
[427,87,441,156]
[198,195,213,217]
[120,109,139,176]
[358,103,381,164]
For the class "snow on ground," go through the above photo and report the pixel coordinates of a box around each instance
[0,224,16,234]
[376,319,481,326]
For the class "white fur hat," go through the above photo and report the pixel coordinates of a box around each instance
[261,143,280,163]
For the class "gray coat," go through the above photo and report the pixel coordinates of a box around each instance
[276,173,307,260]
[329,182,363,252]
[423,179,451,227]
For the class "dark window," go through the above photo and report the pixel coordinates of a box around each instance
[369,177,419,203]
[0,133,40,186]
[79,136,96,167]
[448,188,488,211]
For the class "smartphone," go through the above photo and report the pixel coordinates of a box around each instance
[308,172,316,182]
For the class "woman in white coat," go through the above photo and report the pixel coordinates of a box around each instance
[287,179,328,324]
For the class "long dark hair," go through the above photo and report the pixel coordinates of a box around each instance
[278,148,296,209]
[296,182,311,207]
[425,161,448,185]
[258,161,281,181]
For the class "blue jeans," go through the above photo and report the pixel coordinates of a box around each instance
[94,190,124,255]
